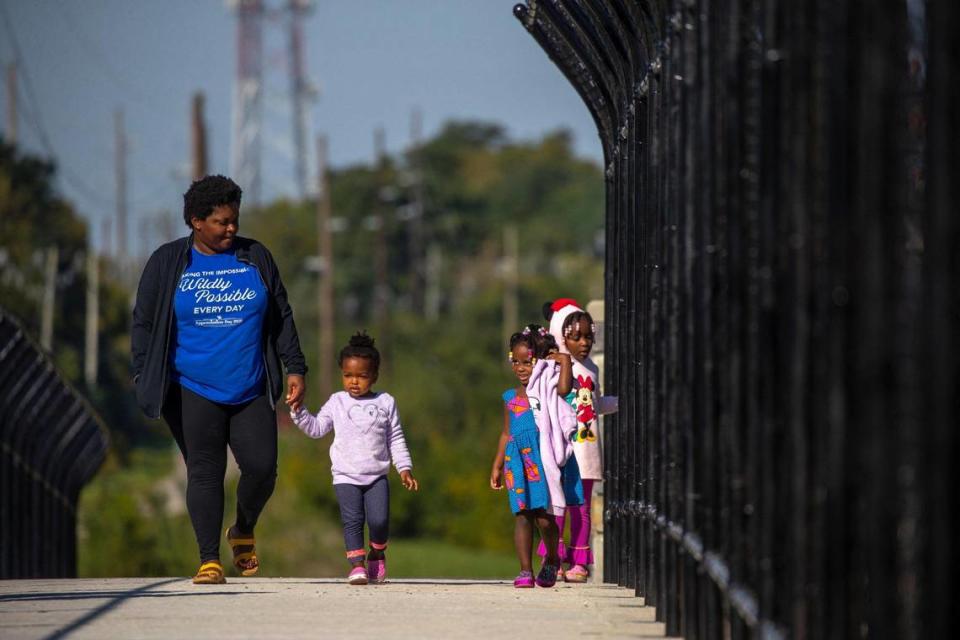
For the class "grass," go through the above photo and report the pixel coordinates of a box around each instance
[78,442,517,579]
[385,538,516,579]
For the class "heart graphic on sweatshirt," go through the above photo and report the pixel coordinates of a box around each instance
[347,403,386,433]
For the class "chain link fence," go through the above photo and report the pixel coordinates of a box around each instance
[0,306,109,578]
[517,1,958,638]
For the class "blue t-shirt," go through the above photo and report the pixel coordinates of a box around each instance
[171,248,268,404]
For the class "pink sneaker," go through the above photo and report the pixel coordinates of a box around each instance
[564,564,589,583]
[347,566,368,585]
[513,570,535,588]
[367,558,386,584]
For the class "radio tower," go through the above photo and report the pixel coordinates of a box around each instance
[288,0,316,198]
[229,0,264,207]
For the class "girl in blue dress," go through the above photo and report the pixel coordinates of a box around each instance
[490,326,572,588]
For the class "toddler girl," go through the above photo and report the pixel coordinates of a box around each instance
[490,325,576,588]
[291,331,419,585]
[540,298,618,583]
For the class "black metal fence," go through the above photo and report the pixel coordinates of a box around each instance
[517,1,958,638]
[0,307,109,578]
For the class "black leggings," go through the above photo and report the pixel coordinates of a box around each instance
[162,383,278,563]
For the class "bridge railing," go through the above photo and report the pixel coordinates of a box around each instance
[0,306,109,578]
[516,1,958,638]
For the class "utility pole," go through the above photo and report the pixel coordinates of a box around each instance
[408,108,425,314]
[425,244,442,322]
[502,224,518,346]
[40,246,58,351]
[373,128,389,352]
[6,62,16,145]
[191,92,208,180]
[100,217,112,259]
[84,247,99,386]
[115,109,128,265]
[139,216,152,263]
[316,135,334,399]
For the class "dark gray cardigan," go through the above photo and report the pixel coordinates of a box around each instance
[131,235,307,418]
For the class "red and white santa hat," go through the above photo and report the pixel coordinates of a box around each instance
[544,298,584,355]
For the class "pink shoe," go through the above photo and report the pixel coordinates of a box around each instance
[564,564,589,583]
[367,558,386,584]
[513,570,535,588]
[347,566,368,585]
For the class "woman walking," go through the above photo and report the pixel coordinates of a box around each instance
[132,175,307,584]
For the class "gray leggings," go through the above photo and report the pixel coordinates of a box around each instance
[333,476,390,557]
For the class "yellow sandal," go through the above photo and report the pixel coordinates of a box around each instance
[225,527,259,576]
[193,560,226,584]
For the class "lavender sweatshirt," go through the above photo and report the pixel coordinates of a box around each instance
[291,391,413,485]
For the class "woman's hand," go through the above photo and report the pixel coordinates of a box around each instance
[400,470,419,491]
[490,466,503,490]
[285,374,306,411]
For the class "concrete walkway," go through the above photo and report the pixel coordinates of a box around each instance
[0,577,675,639]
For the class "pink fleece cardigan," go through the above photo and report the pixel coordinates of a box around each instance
[526,358,577,516]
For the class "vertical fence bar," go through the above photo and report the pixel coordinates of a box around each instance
[924,4,959,639]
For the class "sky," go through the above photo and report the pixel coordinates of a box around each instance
[0,0,601,253]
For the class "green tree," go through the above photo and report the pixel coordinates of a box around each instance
[0,140,159,455]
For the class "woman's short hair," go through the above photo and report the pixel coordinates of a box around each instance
[182,175,243,227]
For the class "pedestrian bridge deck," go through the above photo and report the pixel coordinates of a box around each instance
[1,577,676,639]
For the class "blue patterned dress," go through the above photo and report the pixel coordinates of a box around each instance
[502,389,550,514]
